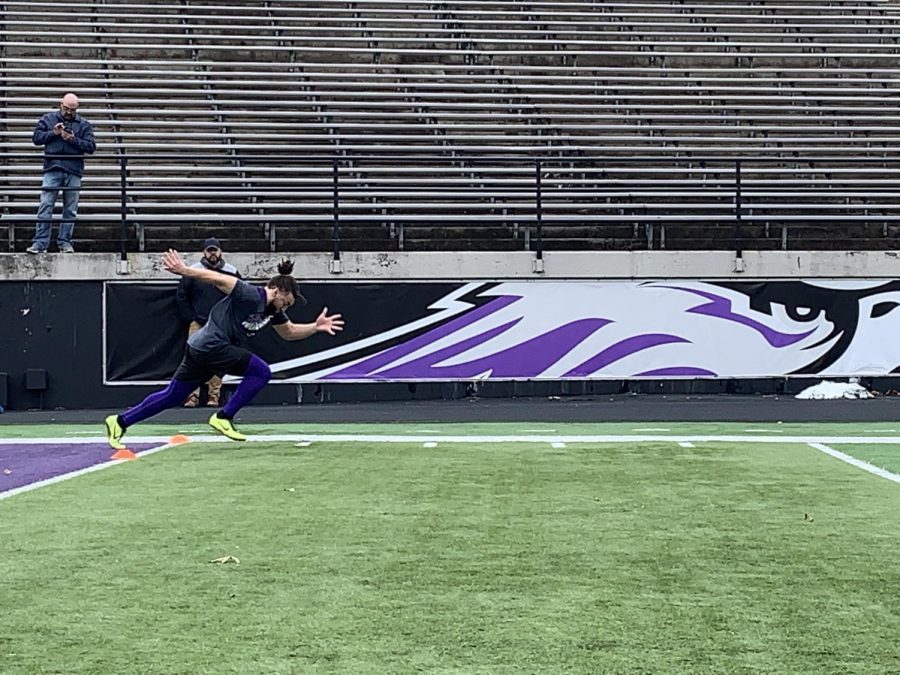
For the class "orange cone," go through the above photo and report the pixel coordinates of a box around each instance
[169,434,190,445]
[111,448,138,461]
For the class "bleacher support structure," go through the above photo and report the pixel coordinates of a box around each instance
[2,0,900,253]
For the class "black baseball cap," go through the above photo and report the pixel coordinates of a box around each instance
[203,237,221,250]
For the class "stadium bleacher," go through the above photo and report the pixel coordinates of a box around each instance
[1,0,899,253]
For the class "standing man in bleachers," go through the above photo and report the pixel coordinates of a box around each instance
[26,93,96,254]
[176,237,243,407]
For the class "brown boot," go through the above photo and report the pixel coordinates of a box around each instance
[207,376,223,407]
[184,392,200,408]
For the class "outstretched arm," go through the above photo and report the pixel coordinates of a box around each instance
[163,249,238,295]
[273,307,345,342]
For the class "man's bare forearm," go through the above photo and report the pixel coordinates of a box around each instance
[283,322,318,341]
[179,265,236,294]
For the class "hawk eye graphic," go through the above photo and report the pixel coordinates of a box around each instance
[783,305,823,322]
[766,301,826,326]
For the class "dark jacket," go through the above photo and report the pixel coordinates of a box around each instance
[33,111,97,176]
[176,260,243,325]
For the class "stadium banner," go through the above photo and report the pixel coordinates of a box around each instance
[104,279,900,384]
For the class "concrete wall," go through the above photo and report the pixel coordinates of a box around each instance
[2,250,897,410]
[1,250,898,281]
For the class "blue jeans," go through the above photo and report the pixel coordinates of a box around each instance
[33,169,81,249]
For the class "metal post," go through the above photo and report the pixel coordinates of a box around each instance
[733,159,744,272]
[119,155,129,270]
[533,160,544,273]
[331,158,342,273]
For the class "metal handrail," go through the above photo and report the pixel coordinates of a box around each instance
[5,153,900,255]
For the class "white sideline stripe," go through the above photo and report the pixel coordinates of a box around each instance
[678,442,695,448]
[808,443,900,485]
[268,434,900,445]
[0,442,174,501]
[1,436,180,445]
[8,434,900,445]
[3,436,898,499]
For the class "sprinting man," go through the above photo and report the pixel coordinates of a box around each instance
[104,249,344,449]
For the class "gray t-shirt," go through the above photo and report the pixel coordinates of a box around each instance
[187,279,289,352]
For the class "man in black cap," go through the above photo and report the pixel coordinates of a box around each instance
[175,237,243,407]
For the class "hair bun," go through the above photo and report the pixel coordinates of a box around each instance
[277,259,294,276]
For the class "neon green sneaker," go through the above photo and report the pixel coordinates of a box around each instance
[104,414,126,450]
[209,413,246,441]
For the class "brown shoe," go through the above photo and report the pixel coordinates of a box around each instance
[184,393,200,408]
[206,397,220,407]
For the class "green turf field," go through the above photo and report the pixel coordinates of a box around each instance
[1,423,898,674]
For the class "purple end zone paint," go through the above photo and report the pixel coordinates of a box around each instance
[0,442,159,494]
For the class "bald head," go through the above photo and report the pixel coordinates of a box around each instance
[60,93,79,120]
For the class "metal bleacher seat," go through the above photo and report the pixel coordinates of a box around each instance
[2,0,900,253]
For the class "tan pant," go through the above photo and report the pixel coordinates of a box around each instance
[186,321,222,405]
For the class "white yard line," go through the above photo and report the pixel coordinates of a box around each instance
[244,434,900,445]
[0,436,178,445]
[808,443,900,485]
[0,441,174,501]
[678,442,695,448]
[7,434,900,445]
